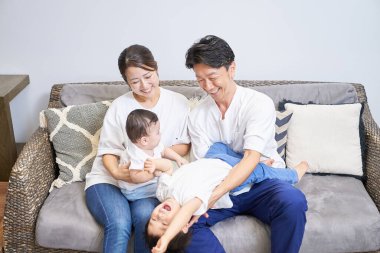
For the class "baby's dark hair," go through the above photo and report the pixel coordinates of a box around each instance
[126,109,159,143]
[144,220,192,253]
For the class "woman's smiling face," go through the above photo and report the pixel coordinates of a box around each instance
[125,66,160,100]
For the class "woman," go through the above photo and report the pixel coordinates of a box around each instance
[85,45,190,253]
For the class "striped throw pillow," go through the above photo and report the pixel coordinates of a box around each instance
[275,110,293,160]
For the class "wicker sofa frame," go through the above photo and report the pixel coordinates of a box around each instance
[3,80,380,253]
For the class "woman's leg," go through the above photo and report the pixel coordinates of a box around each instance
[130,197,160,253]
[85,183,132,253]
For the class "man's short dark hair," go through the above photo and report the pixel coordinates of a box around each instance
[185,35,235,70]
[144,220,192,253]
[126,109,158,143]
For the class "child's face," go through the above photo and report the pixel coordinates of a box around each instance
[145,121,161,149]
[147,198,181,237]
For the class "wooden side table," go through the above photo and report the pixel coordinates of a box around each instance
[0,75,29,181]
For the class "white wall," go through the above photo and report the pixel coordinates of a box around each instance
[1,0,379,142]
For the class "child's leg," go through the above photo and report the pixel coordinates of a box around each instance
[231,162,309,193]
[253,162,309,184]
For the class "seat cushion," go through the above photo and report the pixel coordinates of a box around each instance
[36,175,380,252]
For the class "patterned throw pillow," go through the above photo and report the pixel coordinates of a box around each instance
[275,110,293,160]
[40,101,111,191]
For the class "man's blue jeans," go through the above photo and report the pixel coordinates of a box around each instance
[85,183,159,253]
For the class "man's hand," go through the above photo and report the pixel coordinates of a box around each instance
[152,236,169,253]
[144,159,156,174]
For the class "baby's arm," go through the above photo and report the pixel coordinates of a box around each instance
[152,198,203,253]
[162,147,188,166]
[144,158,174,175]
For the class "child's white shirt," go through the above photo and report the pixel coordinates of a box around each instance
[156,158,233,215]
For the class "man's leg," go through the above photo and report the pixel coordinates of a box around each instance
[238,179,308,253]
[85,183,132,253]
[130,197,160,253]
[185,206,239,253]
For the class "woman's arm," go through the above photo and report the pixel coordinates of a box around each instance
[152,198,203,253]
[170,143,190,157]
[102,154,131,181]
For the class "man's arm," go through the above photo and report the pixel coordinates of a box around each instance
[152,198,203,253]
[208,149,261,209]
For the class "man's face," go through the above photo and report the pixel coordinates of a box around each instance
[193,62,236,104]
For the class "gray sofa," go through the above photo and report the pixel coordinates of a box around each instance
[4,80,380,253]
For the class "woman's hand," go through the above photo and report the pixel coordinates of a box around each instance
[152,236,169,253]
[115,162,132,182]
[103,154,133,182]
[176,157,189,167]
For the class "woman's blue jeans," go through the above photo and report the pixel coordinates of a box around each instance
[85,183,159,253]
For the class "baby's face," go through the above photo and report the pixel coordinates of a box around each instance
[145,121,161,150]
[147,198,181,237]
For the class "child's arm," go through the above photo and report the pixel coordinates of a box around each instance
[144,158,174,175]
[152,198,203,253]
[162,147,189,166]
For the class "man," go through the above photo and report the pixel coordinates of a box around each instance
[185,35,308,253]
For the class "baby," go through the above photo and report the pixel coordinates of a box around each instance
[118,109,188,201]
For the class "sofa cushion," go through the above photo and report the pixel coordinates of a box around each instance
[61,82,358,108]
[35,175,380,253]
[275,110,292,160]
[41,101,111,190]
[285,103,363,176]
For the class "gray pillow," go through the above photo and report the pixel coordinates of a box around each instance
[41,101,111,191]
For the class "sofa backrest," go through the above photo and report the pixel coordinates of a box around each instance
[59,80,359,109]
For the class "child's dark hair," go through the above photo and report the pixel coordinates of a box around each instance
[144,220,192,253]
[185,35,235,70]
[126,109,159,143]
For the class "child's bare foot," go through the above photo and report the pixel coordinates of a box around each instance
[295,161,309,181]
[263,159,274,166]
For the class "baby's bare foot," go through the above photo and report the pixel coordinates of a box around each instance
[295,161,309,181]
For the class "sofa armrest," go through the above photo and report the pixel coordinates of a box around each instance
[4,127,56,252]
[362,103,380,212]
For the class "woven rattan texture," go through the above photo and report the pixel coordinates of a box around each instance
[4,80,379,253]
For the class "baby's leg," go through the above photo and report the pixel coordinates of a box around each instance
[294,161,309,181]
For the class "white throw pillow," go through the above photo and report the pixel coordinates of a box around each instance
[285,103,363,176]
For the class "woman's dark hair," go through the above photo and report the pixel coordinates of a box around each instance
[118,44,158,83]
[126,109,159,143]
[144,220,192,253]
[185,35,235,70]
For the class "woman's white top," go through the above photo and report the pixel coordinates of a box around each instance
[85,87,190,190]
